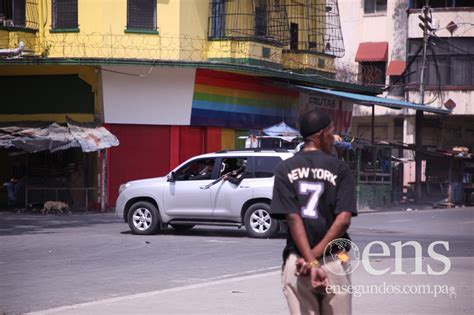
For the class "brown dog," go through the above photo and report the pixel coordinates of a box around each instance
[41,201,70,215]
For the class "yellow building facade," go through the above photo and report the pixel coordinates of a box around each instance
[1,0,340,70]
[1,0,345,124]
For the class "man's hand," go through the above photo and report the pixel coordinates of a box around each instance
[295,257,310,276]
[295,258,328,288]
[310,266,328,288]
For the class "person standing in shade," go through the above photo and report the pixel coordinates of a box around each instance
[270,109,357,314]
[3,158,26,206]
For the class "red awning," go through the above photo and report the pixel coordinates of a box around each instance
[387,60,406,76]
[355,42,388,62]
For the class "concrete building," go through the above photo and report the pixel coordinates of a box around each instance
[337,0,474,204]
[1,0,380,208]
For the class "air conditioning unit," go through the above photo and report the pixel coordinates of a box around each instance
[3,19,14,27]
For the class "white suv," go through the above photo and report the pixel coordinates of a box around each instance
[115,149,292,238]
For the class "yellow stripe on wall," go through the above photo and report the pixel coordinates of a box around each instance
[221,128,236,150]
[0,114,95,123]
[194,84,298,104]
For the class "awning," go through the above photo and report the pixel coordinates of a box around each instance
[0,120,119,153]
[355,42,388,62]
[387,60,406,76]
[296,86,451,115]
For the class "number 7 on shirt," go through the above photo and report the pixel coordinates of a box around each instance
[298,182,325,218]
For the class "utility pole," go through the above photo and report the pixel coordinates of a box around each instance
[416,4,433,203]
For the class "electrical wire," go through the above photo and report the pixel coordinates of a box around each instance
[383,43,424,96]
[431,34,474,58]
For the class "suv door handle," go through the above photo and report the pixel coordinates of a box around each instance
[239,185,250,188]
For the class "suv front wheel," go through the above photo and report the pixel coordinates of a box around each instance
[127,201,161,235]
[244,203,279,238]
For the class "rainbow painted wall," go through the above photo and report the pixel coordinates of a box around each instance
[191,69,299,129]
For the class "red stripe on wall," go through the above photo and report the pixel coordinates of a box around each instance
[179,126,204,162]
[170,126,180,170]
[205,127,222,153]
[195,69,299,97]
[107,124,171,206]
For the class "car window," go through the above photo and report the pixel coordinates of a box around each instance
[251,156,282,178]
[218,157,248,177]
[174,158,216,181]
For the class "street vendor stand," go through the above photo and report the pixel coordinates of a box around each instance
[0,119,119,211]
[350,143,393,209]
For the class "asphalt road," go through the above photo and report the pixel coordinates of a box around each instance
[0,207,473,315]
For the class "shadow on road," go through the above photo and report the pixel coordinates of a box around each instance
[0,210,121,236]
[0,209,286,239]
[120,227,286,239]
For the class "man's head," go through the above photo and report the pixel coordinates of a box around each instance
[205,160,214,169]
[298,110,335,154]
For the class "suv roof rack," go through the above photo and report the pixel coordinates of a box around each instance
[216,148,290,153]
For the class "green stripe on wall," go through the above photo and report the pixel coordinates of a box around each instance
[193,92,296,108]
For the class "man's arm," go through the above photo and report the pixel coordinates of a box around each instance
[311,211,352,258]
[286,213,316,263]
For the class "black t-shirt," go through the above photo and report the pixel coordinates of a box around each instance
[270,150,357,261]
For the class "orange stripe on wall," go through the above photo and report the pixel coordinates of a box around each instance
[195,69,299,97]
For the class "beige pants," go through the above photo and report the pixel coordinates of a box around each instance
[282,253,352,315]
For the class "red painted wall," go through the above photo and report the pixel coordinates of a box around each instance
[179,126,204,162]
[107,124,171,206]
[205,127,222,153]
[106,125,223,207]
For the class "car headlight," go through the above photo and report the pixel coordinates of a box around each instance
[119,182,131,195]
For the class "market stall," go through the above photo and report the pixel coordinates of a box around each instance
[0,119,119,211]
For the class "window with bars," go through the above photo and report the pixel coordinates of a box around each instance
[0,0,25,27]
[407,37,474,87]
[411,0,474,8]
[52,0,78,29]
[207,0,289,46]
[210,0,225,38]
[364,0,387,14]
[359,62,387,85]
[284,0,345,57]
[255,0,268,37]
[127,0,156,30]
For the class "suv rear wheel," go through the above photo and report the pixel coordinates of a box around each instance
[244,203,279,238]
[127,201,161,235]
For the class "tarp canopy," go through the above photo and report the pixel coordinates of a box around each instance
[296,86,452,115]
[263,122,301,137]
[0,120,119,153]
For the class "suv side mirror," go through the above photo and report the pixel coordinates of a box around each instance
[167,171,176,182]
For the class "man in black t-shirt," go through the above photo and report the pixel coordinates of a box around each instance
[271,110,357,314]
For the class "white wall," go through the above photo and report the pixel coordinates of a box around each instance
[337,0,408,72]
[408,9,474,39]
[102,66,196,125]
[338,0,409,118]
[407,90,474,115]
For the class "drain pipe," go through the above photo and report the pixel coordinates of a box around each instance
[0,41,25,57]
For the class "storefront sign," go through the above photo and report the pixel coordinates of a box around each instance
[299,93,353,135]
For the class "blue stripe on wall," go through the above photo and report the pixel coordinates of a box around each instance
[192,100,286,116]
[190,108,297,129]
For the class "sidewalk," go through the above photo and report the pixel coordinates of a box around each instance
[28,257,473,315]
